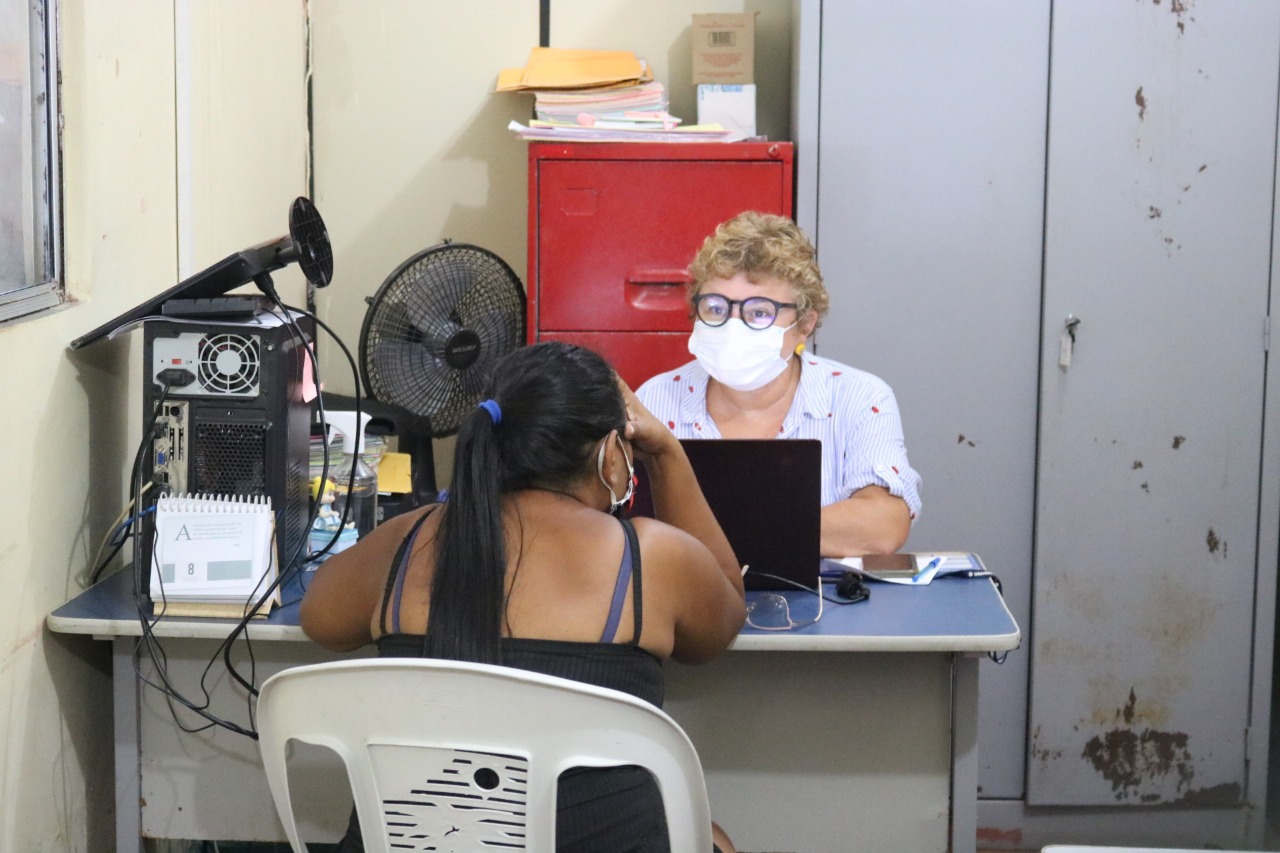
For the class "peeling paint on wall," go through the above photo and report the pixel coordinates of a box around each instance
[1135,86,1147,120]
[1030,725,1065,764]
[1081,724,1193,802]
[1177,781,1241,807]
[1170,0,1195,35]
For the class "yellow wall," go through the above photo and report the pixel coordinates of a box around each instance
[0,1,789,846]
[0,0,307,847]
[312,0,790,486]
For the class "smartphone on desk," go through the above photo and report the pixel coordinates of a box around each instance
[858,553,918,579]
[820,553,919,581]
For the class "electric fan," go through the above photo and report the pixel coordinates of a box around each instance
[355,240,526,504]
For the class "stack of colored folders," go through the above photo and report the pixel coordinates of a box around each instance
[496,47,742,143]
[533,81,678,129]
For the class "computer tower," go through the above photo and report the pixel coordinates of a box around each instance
[140,307,313,578]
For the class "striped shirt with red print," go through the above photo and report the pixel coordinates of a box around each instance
[635,353,922,522]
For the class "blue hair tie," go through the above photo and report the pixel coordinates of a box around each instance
[478,399,502,424]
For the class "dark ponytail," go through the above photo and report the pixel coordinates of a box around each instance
[424,342,627,663]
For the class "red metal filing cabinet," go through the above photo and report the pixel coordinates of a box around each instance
[527,141,795,389]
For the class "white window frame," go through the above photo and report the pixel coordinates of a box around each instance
[0,0,61,323]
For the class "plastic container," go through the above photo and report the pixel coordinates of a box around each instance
[324,411,378,541]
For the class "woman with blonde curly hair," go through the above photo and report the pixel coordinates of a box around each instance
[637,211,921,558]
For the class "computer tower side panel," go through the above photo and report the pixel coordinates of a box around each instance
[140,314,312,582]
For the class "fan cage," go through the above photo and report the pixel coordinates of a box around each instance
[198,333,261,396]
[359,242,526,438]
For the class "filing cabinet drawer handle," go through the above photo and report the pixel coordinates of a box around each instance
[626,268,693,287]
[625,269,691,313]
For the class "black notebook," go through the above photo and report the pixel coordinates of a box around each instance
[629,438,823,591]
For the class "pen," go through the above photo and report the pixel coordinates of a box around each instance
[910,556,943,583]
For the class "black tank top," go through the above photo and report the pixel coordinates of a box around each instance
[334,507,674,852]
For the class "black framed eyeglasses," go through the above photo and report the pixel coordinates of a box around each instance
[693,293,799,331]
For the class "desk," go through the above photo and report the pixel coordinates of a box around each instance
[49,562,1018,853]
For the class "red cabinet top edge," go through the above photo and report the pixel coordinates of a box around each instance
[528,141,793,162]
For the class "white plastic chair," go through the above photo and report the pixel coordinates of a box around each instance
[256,658,713,852]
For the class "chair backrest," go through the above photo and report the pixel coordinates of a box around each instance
[256,658,713,853]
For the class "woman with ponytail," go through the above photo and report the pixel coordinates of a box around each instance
[302,341,745,853]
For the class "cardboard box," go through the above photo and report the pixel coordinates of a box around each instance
[697,84,756,137]
[691,13,756,85]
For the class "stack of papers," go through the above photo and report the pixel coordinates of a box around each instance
[497,47,744,144]
[533,81,671,125]
[508,119,742,144]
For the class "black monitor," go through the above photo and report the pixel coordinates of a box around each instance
[69,197,332,350]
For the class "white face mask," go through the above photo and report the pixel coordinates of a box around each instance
[596,434,635,515]
[688,319,797,391]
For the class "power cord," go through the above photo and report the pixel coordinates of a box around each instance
[748,571,869,604]
[128,383,259,738]
[87,484,152,584]
[127,289,366,739]
[187,291,363,730]
[203,290,360,717]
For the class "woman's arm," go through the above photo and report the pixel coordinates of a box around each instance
[820,485,911,557]
[621,379,741,589]
[299,508,426,651]
[619,379,745,662]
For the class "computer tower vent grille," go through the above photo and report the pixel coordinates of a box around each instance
[192,422,267,496]
[198,333,261,395]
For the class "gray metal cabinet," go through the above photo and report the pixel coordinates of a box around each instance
[1030,0,1280,813]
[793,0,1050,800]
[794,0,1280,846]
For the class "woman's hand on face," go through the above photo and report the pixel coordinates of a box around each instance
[617,375,677,460]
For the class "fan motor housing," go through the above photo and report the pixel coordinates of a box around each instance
[140,312,313,579]
[444,328,482,370]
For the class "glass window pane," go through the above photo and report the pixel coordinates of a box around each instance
[0,0,59,314]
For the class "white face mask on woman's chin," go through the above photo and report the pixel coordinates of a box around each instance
[688,319,797,392]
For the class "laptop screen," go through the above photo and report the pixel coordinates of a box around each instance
[628,438,822,591]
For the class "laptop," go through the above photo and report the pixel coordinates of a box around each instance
[629,439,823,591]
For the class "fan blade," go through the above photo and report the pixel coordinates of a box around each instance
[459,361,489,398]
[466,309,521,348]
[424,365,467,427]
[368,341,450,410]
[399,269,458,328]
[453,273,522,325]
